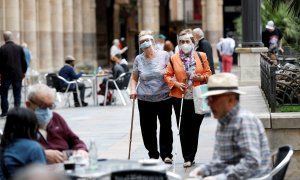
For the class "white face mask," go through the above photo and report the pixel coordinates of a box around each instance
[180,43,194,54]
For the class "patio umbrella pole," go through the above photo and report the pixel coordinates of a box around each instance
[128,98,135,160]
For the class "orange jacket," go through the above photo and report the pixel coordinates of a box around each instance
[164,51,212,98]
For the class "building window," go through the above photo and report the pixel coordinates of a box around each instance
[193,0,202,21]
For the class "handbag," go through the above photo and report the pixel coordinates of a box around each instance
[193,84,210,115]
[193,52,210,114]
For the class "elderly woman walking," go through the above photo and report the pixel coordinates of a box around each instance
[164,28,211,167]
[130,30,173,164]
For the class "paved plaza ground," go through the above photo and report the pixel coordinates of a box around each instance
[0,66,270,178]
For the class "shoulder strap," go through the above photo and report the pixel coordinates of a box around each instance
[196,52,204,69]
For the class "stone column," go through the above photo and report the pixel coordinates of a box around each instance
[113,3,120,39]
[241,0,263,47]
[0,0,5,39]
[22,0,38,69]
[73,0,83,64]
[38,0,53,72]
[82,0,97,65]
[51,0,64,70]
[4,0,20,43]
[203,0,223,63]
[138,0,160,35]
[63,0,74,57]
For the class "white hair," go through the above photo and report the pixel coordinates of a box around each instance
[27,84,55,102]
[193,28,204,38]
[113,39,119,46]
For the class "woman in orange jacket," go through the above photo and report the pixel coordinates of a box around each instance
[164,29,211,167]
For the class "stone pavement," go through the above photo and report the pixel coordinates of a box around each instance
[0,66,271,178]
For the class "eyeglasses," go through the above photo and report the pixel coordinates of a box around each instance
[30,99,56,109]
[207,94,229,103]
[179,40,191,44]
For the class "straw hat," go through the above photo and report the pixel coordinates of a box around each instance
[201,73,246,97]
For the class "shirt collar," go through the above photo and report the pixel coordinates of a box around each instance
[218,104,240,126]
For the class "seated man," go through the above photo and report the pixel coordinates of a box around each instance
[97,54,128,105]
[58,55,88,107]
[26,84,88,164]
[189,73,271,179]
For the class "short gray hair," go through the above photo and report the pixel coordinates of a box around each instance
[3,31,12,41]
[193,28,204,38]
[27,84,55,102]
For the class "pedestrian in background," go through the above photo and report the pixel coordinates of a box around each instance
[164,40,175,57]
[190,73,271,179]
[193,28,215,74]
[262,20,284,55]
[156,34,166,51]
[216,32,235,72]
[110,39,128,58]
[0,107,46,179]
[216,38,224,72]
[58,55,88,107]
[0,31,27,117]
[130,30,173,164]
[164,28,211,167]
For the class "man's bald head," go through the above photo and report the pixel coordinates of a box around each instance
[3,31,13,42]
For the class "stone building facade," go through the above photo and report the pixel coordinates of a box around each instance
[0,0,240,72]
[0,0,96,73]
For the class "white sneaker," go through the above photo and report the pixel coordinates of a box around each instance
[164,157,173,164]
[183,161,194,168]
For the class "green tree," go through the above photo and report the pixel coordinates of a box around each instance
[268,0,300,17]
[262,0,300,51]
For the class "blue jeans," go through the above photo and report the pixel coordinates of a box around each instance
[1,79,22,114]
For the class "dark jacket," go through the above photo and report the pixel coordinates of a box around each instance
[0,41,27,81]
[58,64,82,89]
[195,38,215,74]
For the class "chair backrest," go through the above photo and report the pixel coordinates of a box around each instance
[115,72,131,90]
[45,73,63,92]
[272,145,294,180]
[110,169,167,180]
[249,145,294,180]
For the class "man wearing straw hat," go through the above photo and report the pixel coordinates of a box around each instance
[190,73,271,179]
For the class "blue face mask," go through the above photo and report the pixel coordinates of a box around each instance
[140,40,152,49]
[35,108,53,127]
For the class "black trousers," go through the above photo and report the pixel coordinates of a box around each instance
[138,98,173,159]
[65,82,85,103]
[1,79,22,114]
[172,97,204,162]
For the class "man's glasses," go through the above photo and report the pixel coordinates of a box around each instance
[30,99,56,109]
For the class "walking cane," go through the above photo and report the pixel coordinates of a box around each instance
[128,98,136,160]
[173,79,186,172]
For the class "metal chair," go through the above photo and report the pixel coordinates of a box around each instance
[250,145,294,180]
[104,72,131,106]
[45,73,82,107]
[99,169,182,180]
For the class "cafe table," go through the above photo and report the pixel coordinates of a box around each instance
[64,159,178,179]
[80,73,110,106]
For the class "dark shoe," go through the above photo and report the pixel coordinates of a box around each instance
[74,102,88,107]
[0,113,7,117]
[99,101,111,106]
